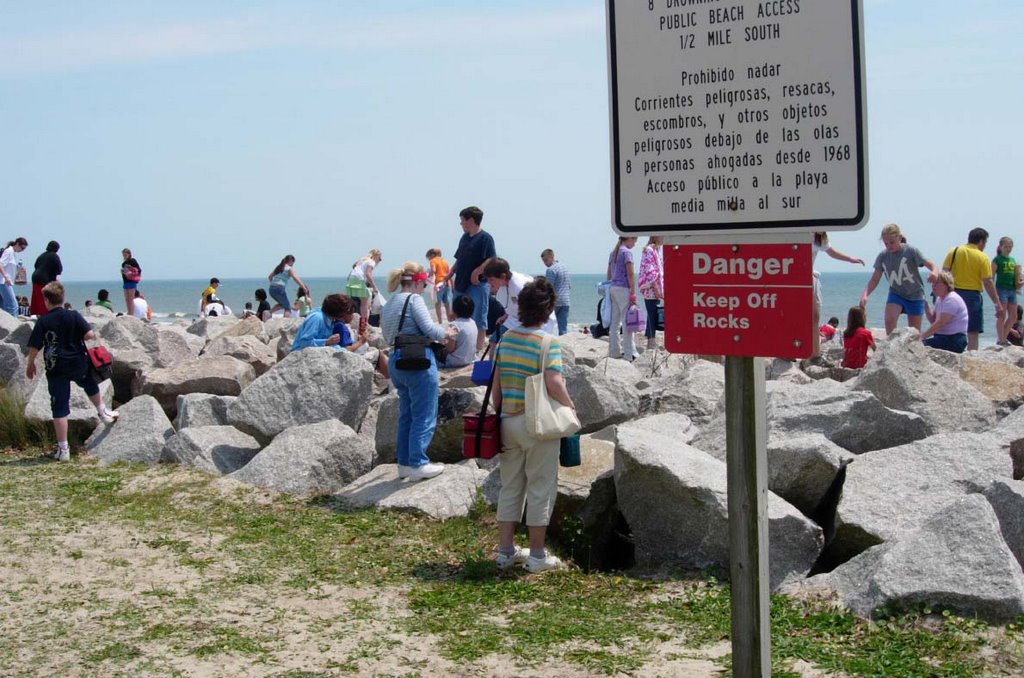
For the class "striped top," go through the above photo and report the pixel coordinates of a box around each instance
[545,261,571,307]
[496,328,562,417]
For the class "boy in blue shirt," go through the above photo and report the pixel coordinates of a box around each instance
[26,282,118,462]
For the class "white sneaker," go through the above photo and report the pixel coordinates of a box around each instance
[496,545,529,570]
[99,409,119,425]
[396,465,413,479]
[406,463,445,481]
[55,446,70,463]
[526,554,564,574]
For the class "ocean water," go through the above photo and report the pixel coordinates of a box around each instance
[55,272,990,344]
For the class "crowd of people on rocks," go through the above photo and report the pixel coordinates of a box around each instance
[3,212,1020,572]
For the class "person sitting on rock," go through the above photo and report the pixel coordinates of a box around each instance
[291,293,349,352]
[329,294,389,380]
[440,295,478,368]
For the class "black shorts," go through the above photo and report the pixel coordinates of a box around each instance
[46,361,99,419]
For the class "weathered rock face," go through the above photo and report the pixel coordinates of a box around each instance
[333,462,488,520]
[2,319,33,353]
[186,316,240,342]
[374,387,485,464]
[0,342,33,400]
[958,356,1024,410]
[161,425,262,475]
[811,495,1024,622]
[210,315,269,345]
[24,378,114,440]
[983,480,1024,570]
[850,330,996,433]
[174,393,235,430]
[549,433,617,533]
[830,432,1012,563]
[228,419,373,495]
[765,434,853,518]
[97,316,200,402]
[0,311,21,341]
[613,423,823,590]
[85,395,174,465]
[638,359,725,423]
[558,333,612,367]
[227,347,372,444]
[766,380,931,454]
[565,358,641,433]
[203,335,277,375]
[133,355,256,419]
[267,317,302,362]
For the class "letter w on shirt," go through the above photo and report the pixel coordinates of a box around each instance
[885,259,915,287]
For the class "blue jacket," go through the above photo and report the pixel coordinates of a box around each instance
[291,310,340,351]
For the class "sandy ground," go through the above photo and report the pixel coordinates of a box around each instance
[0,467,738,677]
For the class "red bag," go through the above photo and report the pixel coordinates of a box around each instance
[87,346,113,383]
[463,337,502,459]
[463,412,501,460]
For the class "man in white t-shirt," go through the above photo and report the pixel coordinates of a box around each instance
[483,258,556,336]
[442,295,479,368]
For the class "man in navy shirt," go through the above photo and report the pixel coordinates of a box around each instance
[445,205,495,352]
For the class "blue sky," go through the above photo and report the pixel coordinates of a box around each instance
[1,0,1021,280]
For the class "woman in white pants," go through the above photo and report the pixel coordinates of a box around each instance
[607,236,638,360]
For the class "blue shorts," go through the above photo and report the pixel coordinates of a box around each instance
[455,281,489,330]
[47,363,99,419]
[998,287,1017,305]
[123,281,138,291]
[885,291,925,317]
[436,284,452,305]
[955,289,983,333]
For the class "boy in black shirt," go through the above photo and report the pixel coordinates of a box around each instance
[26,282,118,461]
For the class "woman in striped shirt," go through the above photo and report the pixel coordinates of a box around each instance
[491,277,576,573]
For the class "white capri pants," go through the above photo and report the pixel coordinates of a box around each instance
[497,414,560,526]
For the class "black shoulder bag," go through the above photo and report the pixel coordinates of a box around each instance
[393,295,433,370]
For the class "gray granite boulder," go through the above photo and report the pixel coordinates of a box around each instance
[766,380,931,454]
[210,314,269,344]
[334,462,488,520]
[0,342,33,400]
[97,316,199,402]
[638,359,725,424]
[85,395,174,465]
[0,310,21,341]
[24,377,113,440]
[161,425,262,475]
[549,433,617,531]
[227,347,372,444]
[565,358,641,433]
[558,333,612,367]
[811,495,1024,622]
[229,419,372,494]
[831,432,1012,563]
[613,423,823,590]
[186,315,240,342]
[203,335,277,375]
[133,355,256,419]
[174,393,235,429]
[850,329,996,433]
[2,318,33,353]
[983,480,1024,570]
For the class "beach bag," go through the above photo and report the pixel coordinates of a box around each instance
[559,435,581,467]
[393,295,431,370]
[121,264,141,282]
[524,334,581,440]
[625,303,645,333]
[87,346,113,383]
[463,339,501,459]
[13,264,27,286]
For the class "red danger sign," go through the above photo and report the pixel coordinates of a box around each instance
[664,243,813,359]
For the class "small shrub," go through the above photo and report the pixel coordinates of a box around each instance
[0,385,53,449]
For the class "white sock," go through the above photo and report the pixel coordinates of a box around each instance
[57,441,70,451]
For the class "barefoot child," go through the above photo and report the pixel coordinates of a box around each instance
[841,306,875,369]
[25,282,119,461]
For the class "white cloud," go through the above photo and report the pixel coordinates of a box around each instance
[0,6,604,76]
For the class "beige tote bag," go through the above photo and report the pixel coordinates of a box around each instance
[524,333,581,440]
